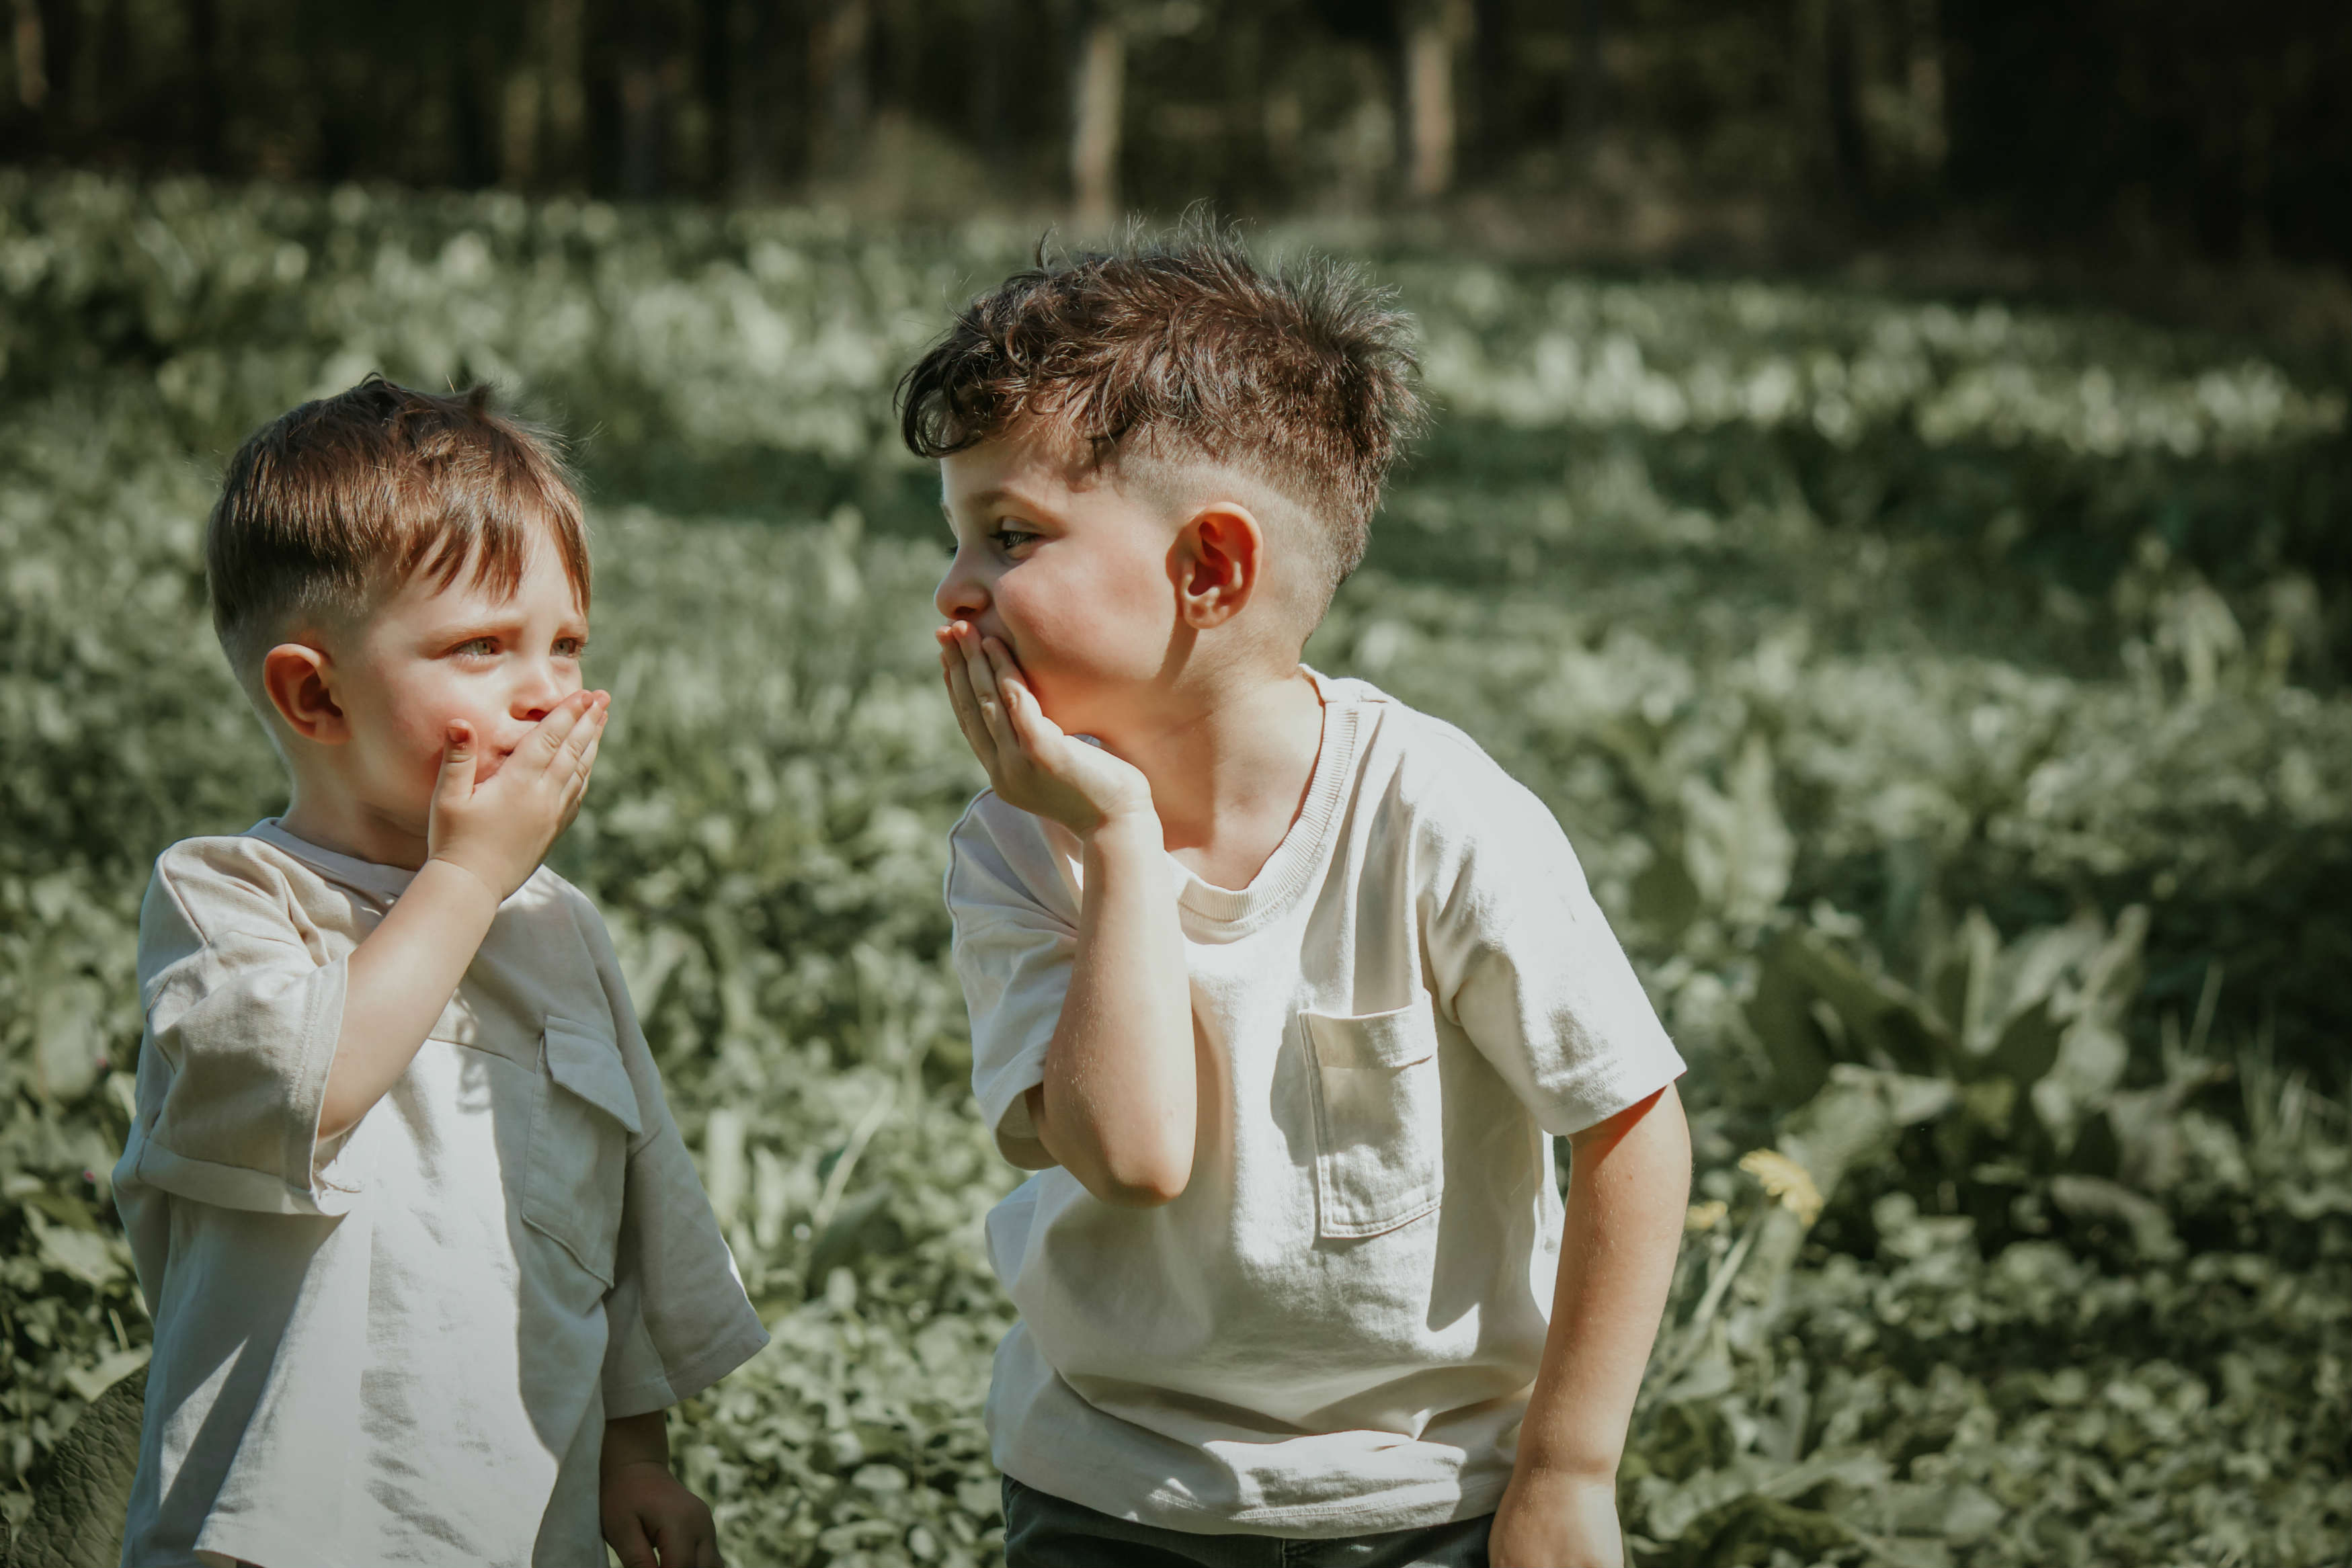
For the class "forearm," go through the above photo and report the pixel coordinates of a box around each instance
[602,1409,670,1476]
[1030,814,1196,1205]
[1516,1083,1691,1480]
[318,859,501,1139]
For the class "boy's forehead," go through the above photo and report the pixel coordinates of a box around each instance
[939,425,1213,524]
[373,528,585,623]
[941,426,1096,503]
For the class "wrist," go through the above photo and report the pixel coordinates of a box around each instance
[1077,805,1162,849]
[420,852,509,913]
[1508,1448,1621,1489]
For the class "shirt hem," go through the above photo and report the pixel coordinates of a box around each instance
[1002,1462,1512,1540]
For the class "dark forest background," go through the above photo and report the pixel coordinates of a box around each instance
[3,0,2349,278]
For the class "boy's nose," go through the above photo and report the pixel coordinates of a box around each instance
[935,563,989,623]
[511,663,569,721]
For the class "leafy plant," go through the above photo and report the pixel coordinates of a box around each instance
[4,175,2347,1565]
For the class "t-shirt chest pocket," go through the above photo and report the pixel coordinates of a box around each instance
[1300,1003,1445,1239]
[520,1018,641,1286]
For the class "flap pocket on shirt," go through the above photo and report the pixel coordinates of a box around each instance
[543,1019,643,1135]
[520,1018,635,1285]
[1300,1005,1445,1240]
[1305,1005,1439,1071]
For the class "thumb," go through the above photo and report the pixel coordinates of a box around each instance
[434,722,479,809]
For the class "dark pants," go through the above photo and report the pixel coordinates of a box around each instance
[1002,1476,1494,1568]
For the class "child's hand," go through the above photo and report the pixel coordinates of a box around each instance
[938,622,1155,837]
[1488,1469,1625,1567]
[425,688,609,901]
[600,1459,724,1568]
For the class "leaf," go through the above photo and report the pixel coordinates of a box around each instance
[33,977,108,1103]
[1781,929,1954,1077]
[1746,941,1833,1106]
[1631,841,1703,940]
[61,1346,149,1405]
[28,1212,126,1291]
[804,1184,895,1287]
[2049,1173,2180,1259]
[1984,996,2063,1087]
[1677,734,1795,927]
[12,1365,147,1568]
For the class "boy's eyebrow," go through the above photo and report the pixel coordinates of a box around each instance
[950,485,1050,515]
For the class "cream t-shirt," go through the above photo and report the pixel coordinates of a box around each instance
[112,821,768,1568]
[946,671,1687,1538]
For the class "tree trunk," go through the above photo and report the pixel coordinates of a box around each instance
[1566,0,1605,152]
[617,0,667,198]
[810,0,870,180]
[725,0,775,197]
[185,0,222,173]
[1069,10,1123,229]
[1815,0,1871,213]
[974,0,1006,163]
[10,0,46,110]
[1403,3,1459,200]
[545,0,588,188]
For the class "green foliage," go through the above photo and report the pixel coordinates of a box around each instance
[3,175,2347,1565]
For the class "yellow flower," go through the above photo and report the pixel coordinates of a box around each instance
[1684,1200,1729,1233]
[1738,1148,1824,1226]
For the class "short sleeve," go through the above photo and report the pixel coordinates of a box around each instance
[1419,757,1685,1137]
[944,797,1078,1163]
[573,899,769,1416]
[122,850,359,1216]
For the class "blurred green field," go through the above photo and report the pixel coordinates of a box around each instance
[2,175,2347,1567]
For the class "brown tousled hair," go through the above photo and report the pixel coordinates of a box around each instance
[896,226,1423,599]
[207,376,589,683]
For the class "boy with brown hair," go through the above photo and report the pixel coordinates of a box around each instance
[112,377,766,1568]
[906,233,1691,1566]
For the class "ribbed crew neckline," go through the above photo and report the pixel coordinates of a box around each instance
[247,818,422,905]
[1170,667,1363,934]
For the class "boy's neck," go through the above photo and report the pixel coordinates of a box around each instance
[278,777,432,874]
[1100,664,1326,893]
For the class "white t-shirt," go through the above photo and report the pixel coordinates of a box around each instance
[112,822,769,1568]
[946,671,1687,1538]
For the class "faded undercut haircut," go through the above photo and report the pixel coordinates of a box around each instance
[895,225,1424,612]
[206,375,590,694]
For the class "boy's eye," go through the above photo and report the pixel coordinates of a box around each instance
[991,526,1040,551]
[555,636,586,658]
[455,637,498,657]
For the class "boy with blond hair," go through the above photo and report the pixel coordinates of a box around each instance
[112,378,766,1568]
[905,236,1692,1567]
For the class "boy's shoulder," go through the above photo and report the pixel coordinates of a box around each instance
[147,830,319,934]
[149,827,603,940]
[1326,673,1551,836]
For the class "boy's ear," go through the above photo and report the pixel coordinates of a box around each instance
[1174,504,1264,630]
[260,642,351,745]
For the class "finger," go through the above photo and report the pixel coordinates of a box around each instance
[606,1512,657,1568]
[961,632,1017,753]
[700,1530,725,1568]
[433,723,479,811]
[525,688,597,763]
[940,636,1000,770]
[560,733,602,820]
[559,692,609,767]
[650,1518,688,1568]
[983,640,1060,746]
[998,665,1064,753]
